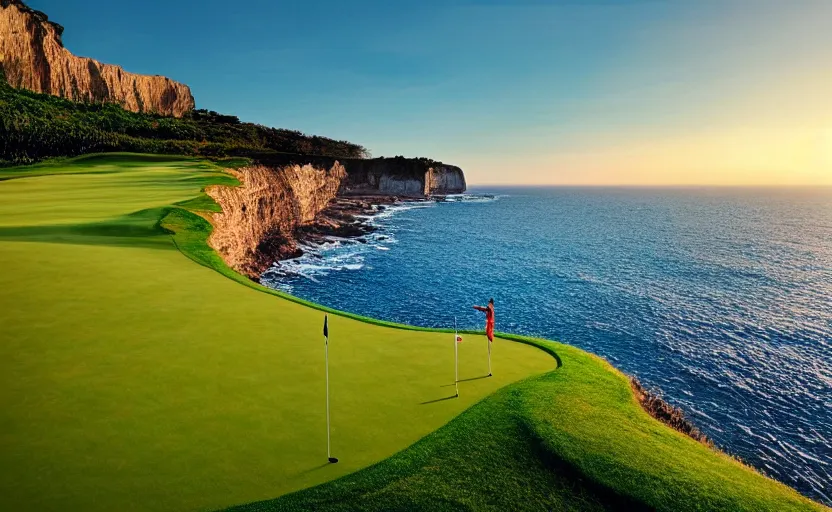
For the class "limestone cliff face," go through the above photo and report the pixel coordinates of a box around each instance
[341,158,466,197]
[0,0,194,117]
[426,165,467,196]
[206,162,346,279]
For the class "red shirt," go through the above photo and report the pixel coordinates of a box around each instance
[475,304,495,341]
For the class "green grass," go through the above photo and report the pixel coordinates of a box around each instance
[0,154,554,512]
[230,338,827,512]
[0,154,827,512]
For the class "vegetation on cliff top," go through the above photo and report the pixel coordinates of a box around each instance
[0,71,369,165]
[1,153,826,512]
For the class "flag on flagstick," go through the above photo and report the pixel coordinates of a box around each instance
[324,315,337,463]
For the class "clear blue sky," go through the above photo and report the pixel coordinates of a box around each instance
[29,0,832,185]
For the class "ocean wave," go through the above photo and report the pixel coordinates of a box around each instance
[439,193,500,203]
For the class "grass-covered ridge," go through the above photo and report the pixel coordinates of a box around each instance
[0,70,369,165]
[0,154,826,512]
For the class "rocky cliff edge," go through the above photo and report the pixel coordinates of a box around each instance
[206,162,347,279]
[206,156,467,280]
[341,157,466,196]
[0,0,194,117]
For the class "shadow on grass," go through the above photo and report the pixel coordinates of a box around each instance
[458,375,490,383]
[420,395,458,405]
[518,417,647,511]
[440,375,490,388]
[0,207,176,250]
[295,463,331,477]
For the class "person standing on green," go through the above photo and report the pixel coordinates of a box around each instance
[473,298,495,376]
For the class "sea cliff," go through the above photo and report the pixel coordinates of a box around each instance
[207,162,347,279]
[207,156,467,279]
[0,0,194,117]
[342,157,466,196]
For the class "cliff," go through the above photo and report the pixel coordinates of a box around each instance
[242,153,467,197]
[341,157,466,196]
[205,154,467,279]
[0,0,194,117]
[206,162,346,279]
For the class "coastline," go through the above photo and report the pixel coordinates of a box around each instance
[294,195,404,253]
[0,153,826,511]
[199,161,774,477]
[204,161,446,283]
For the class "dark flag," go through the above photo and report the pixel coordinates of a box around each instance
[323,315,329,340]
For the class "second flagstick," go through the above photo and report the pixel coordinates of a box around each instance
[454,317,459,397]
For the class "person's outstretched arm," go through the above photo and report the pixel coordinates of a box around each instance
[473,305,487,312]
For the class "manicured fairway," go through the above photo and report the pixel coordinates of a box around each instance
[0,155,555,511]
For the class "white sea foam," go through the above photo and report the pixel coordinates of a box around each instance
[261,194,490,287]
[440,193,499,204]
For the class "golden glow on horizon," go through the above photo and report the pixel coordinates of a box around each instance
[465,75,832,186]
[459,10,832,187]
[818,126,832,170]
[466,122,832,187]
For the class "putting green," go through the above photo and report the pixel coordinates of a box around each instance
[0,155,555,511]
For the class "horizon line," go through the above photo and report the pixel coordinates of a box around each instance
[465,183,832,189]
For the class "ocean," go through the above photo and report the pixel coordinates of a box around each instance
[262,186,832,505]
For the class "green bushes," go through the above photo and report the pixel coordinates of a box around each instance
[0,71,369,165]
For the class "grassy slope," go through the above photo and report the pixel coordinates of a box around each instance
[0,154,554,512]
[233,339,828,512]
[0,154,826,512]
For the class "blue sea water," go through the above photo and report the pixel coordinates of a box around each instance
[262,187,832,504]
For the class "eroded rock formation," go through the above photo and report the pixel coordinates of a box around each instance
[206,156,467,279]
[206,162,347,279]
[341,158,466,196]
[0,0,194,116]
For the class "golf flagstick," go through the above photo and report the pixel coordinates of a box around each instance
[324,315,338,463]
[454,317,459,397]
[488,336,492,376]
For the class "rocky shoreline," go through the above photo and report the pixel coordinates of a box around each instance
[206,160,461,283]
[294,195,399,248]
[280,194,425,274]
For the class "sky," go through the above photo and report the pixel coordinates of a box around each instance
[29,0,832,185]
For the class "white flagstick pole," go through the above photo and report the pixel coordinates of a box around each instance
[324,315,337,463]
[454,317,459,397]
[326,334,331,459]
[488,337,492,377]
